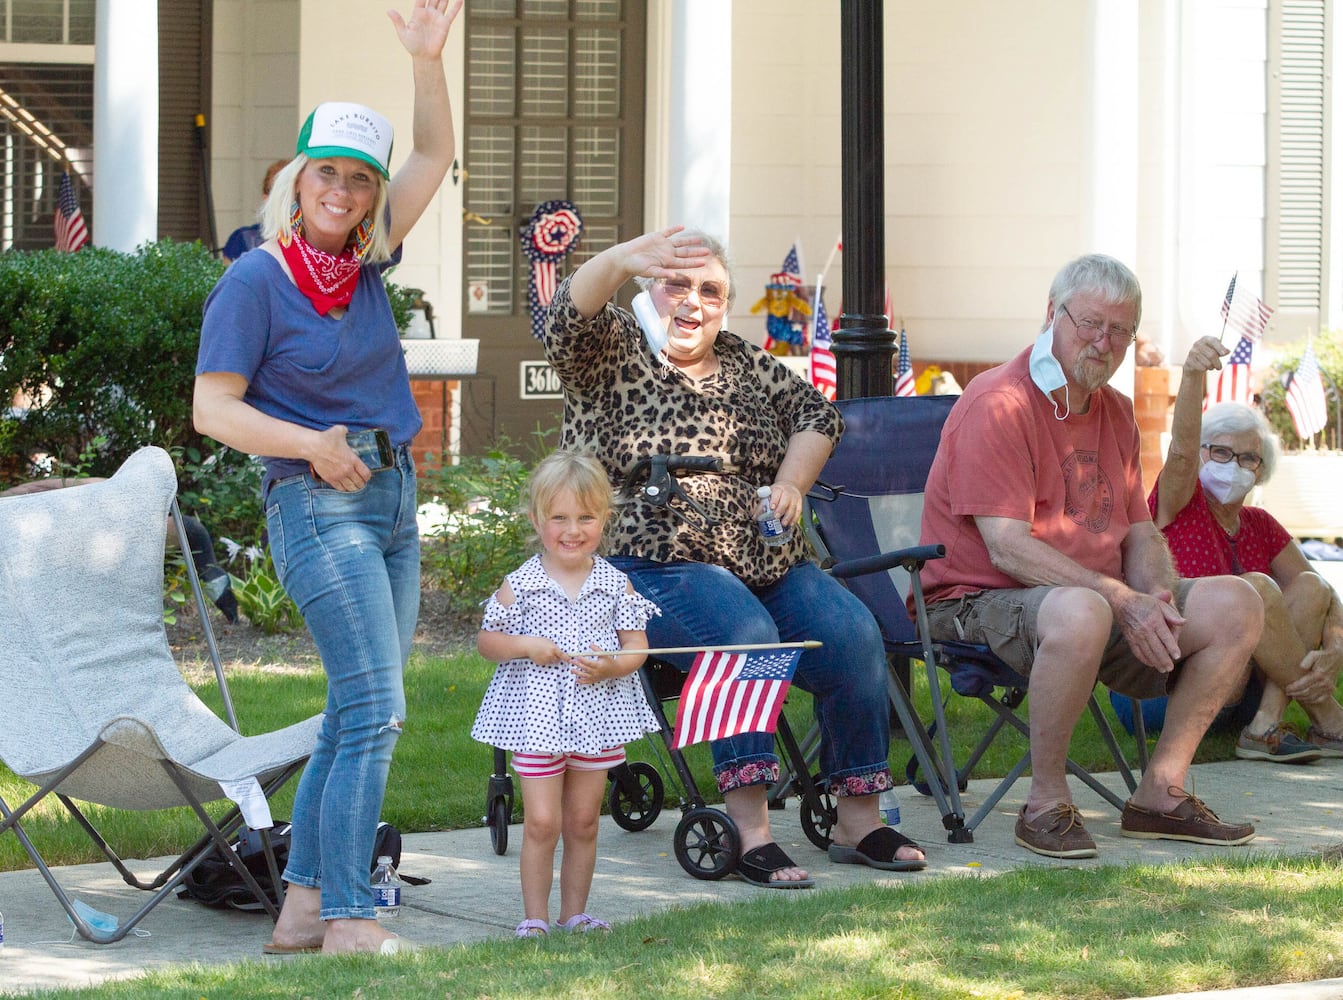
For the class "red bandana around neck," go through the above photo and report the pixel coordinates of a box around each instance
[281,229,363,315]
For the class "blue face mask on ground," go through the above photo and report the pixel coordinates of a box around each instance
[69,898,119,936]
[1029,324,1071,420]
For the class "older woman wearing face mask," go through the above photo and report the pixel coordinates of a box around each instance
[1149,336,1343,762]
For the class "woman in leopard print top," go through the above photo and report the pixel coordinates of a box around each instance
[541,226,925,888]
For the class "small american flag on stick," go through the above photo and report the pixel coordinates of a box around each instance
[672,646,803,749]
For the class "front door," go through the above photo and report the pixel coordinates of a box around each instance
[461,0,646,454]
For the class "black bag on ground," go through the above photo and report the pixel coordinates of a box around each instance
[178,820,428,912]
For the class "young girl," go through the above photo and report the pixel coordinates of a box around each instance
[472,450,660,938]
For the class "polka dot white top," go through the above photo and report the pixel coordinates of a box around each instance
[471,554,662,754]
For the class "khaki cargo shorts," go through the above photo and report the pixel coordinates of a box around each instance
[924,579,1198,700]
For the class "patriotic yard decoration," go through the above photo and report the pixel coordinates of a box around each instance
[1284,341,1328,440]
[54,171,89,252]
[520,200,583,339]
[672,646,804,750]
[751,243,810,353]
[810,290,836,400]
[894,326,916,397]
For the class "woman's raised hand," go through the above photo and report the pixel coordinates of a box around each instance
[623,226,711,280]
[1183,336,1229,376]
[388,0,463,59]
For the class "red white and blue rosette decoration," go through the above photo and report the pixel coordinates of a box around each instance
[519,200,583,340]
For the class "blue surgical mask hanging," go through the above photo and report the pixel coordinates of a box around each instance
[1029,324,1071,420]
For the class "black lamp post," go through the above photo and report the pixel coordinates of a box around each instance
[834,0,894,400]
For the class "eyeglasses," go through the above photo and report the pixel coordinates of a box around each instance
[656,276,728,308]
[1060,304,1138,347]
[1201,444,1263,472]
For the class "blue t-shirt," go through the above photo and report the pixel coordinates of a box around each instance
[196,249,422,490]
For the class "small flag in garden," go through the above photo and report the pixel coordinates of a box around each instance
[1209,334,1254,406]
[810,292,836,400]
[778,243,804,287]
[1284,342,1328,440]
[894,327,916,397]
[672,647,802,749]
[54,171,89,252]
[1219,273,1273,343]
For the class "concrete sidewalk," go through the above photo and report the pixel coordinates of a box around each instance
[1,756,1340,997]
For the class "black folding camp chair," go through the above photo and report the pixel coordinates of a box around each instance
[803,395,1145,843]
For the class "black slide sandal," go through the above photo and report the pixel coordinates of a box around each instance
[828,826,928,871]
[736,841,816,889]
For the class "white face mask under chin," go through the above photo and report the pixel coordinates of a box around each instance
[1199,459,1257,505]
[1029,325,1071,420]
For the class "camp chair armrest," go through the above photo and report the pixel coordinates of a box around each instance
[827,543,946,581]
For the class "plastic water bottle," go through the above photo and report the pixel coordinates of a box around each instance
[372,856,402,918]
[755,486,791,547]
[879,788,901,830]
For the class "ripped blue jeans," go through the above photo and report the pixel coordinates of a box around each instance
[264,446,419,920]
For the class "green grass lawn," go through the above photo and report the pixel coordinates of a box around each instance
[5,651,1343,999]
[24,855,1343,1000]
[0,648,1288,872]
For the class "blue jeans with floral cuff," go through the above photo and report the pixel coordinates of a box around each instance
[264,446,419,921]
[607,557,892,797]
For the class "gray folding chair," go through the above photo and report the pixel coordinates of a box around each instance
[0,446,321,943]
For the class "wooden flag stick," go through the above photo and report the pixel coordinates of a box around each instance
[590,640,822,657]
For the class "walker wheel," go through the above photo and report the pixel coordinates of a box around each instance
[487,796,510,855]
[673,807,739,880]
[608,761,664,832]
[799,772,836,851]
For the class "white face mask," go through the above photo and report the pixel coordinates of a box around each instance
[1029,324,1070,420]
[632,290,669,360]
[1199,458,1257,505]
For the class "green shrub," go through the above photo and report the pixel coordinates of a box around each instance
[0,241,225,482]
[417,428,557,617]
[1260,330,1343,451]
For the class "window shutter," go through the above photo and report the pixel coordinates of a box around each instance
[1267,0,1329,326]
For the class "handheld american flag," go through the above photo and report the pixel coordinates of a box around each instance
[1219,273,1273,343]
[894,327,916,397]
[54,171,89,252]
[810,290,837,400]
[672,647,802,749]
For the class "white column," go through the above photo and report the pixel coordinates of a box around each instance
[664,0,731,240]
[1087,0,1140,396]
[93,0,158,250]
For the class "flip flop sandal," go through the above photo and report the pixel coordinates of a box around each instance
[261,940,322,955]
[735,841,816,889]
[828,826,927,872]
[515,919,550,938]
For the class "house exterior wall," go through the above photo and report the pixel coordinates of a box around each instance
[211,0,464,330]
[205,0,1299,390]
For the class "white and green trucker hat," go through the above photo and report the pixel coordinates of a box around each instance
[296,101,393,179]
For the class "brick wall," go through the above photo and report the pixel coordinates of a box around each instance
[409,379,456,473]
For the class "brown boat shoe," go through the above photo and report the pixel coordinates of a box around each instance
[1014,802,1099,859]
[1120,787,1255,845]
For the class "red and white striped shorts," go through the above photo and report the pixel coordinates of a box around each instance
[511,747,626,779]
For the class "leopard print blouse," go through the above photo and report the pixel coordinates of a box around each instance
[542,276,843,588]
